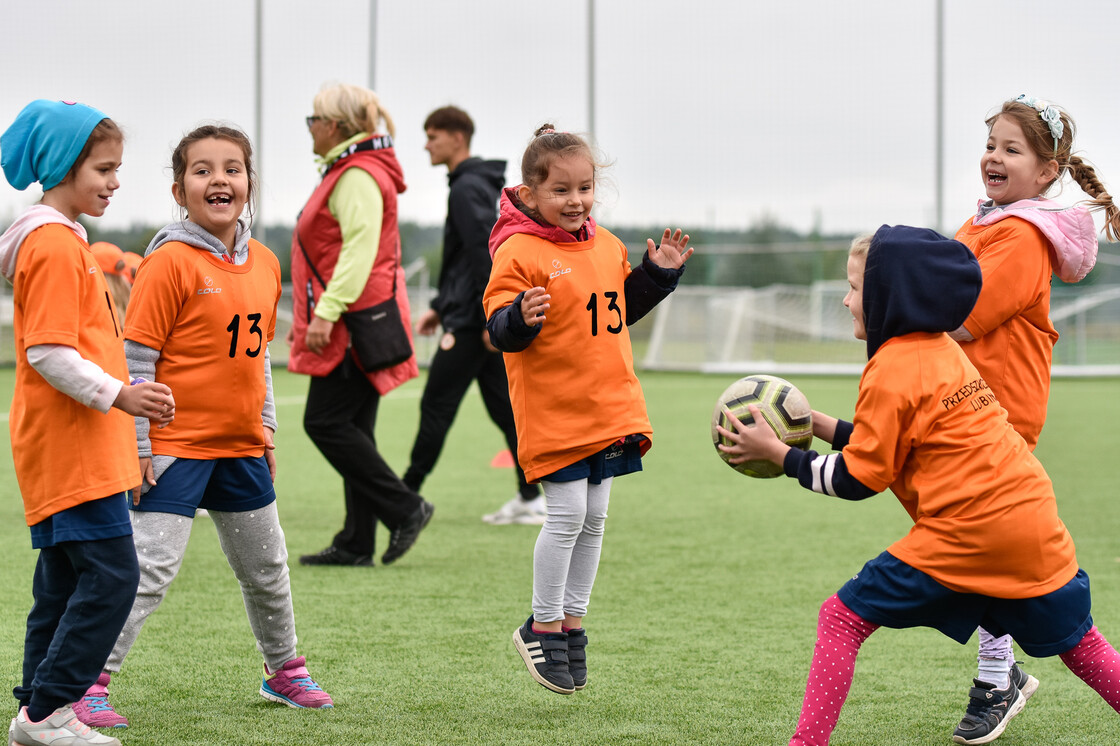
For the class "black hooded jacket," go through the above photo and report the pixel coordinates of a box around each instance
[430,157,506,332]
[862,225,983,359]
[782,224,983,500]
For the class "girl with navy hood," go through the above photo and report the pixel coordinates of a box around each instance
[716,225,1120,745]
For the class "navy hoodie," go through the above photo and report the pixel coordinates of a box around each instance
[782,224,983,500]
[863,224,982,359]
[431,157,506,332]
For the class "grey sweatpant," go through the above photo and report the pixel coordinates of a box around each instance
[532,478,612,623]
[104,501,297,673]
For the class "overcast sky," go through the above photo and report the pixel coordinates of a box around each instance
[3,0,1119,244]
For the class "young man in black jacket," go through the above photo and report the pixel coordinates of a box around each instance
[403,106,543,524]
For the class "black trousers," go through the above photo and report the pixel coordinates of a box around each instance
[303,355,422,556]
[16,534,139,714]
[403,328,537,499]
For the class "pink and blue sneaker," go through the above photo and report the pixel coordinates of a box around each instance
[259,656,334,709]
[71,672,129,729]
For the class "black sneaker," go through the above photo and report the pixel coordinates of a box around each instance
[512,616,574,694]
[298,546,373,567]
[381,500,434,565]
[1010,661,1039,700]
[566,628,588,690]
[952,678,1026,745]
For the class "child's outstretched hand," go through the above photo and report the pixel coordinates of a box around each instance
[648,228,693,269]
[715,404,790,467]
[519,286,550,327]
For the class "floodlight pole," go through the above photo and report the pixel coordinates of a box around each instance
[369,0,378,90]
[588,0,596,144]
[254,0,265,246]
[934,0,944,234]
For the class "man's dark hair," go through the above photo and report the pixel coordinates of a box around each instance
[424,106,474,144]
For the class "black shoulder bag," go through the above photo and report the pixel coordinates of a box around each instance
[295,229,412,373]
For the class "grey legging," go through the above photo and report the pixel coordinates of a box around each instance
[532,478,612,622]
[104,501,297,673]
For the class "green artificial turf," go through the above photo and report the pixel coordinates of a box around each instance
[0,369,1116,745]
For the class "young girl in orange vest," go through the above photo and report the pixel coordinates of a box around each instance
[73,124,333,730]
[718,226,1120,745]
[484,124,692,694]
[0,100,174,746]
[948,95,1120,742]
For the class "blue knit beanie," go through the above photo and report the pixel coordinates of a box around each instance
[1,100,109,191]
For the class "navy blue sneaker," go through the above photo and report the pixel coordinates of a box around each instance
[952,678,1026,744]
[566,628,587,690]
[1010,661,1039,700]
[512,616,574,694]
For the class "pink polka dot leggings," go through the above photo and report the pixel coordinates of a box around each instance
[788,594,1120,745]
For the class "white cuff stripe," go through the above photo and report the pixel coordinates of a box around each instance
[810,453,839,497]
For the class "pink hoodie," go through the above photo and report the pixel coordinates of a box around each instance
[971,198,1098,283]
[488,187,597,259]
[0,204,86,282]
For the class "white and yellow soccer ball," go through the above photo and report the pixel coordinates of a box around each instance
[711,374,813,478]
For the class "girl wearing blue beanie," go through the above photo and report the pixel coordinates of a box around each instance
[0,100,175,746]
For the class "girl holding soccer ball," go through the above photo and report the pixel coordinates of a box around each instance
[718,226,1120,745]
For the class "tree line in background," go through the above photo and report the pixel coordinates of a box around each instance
[84,219,1118,288]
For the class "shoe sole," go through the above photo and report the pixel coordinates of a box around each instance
[259,685,335,709]
[512,629,574,695]
[9,725,122,746]
[298,559,373,567]
[1017,672,1039,700]
[951,688,1027,745]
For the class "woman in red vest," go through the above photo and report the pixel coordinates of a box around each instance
[289,83,433,567]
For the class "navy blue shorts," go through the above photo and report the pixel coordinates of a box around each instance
[29,492,132,548]
[837,551,1093,657]
[545,438,644,484]
[132,457,276,517]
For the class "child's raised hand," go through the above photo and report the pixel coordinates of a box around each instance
[648,228,693,269]
[715,404,790,467]
[519,286,551,327]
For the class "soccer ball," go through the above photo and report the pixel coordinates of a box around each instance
[711,374,814,478]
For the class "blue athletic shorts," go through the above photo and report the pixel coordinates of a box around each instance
[837,551,1093,657]
[29,492,132,548]
[132,457,276,517]
[545,438,644,484]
